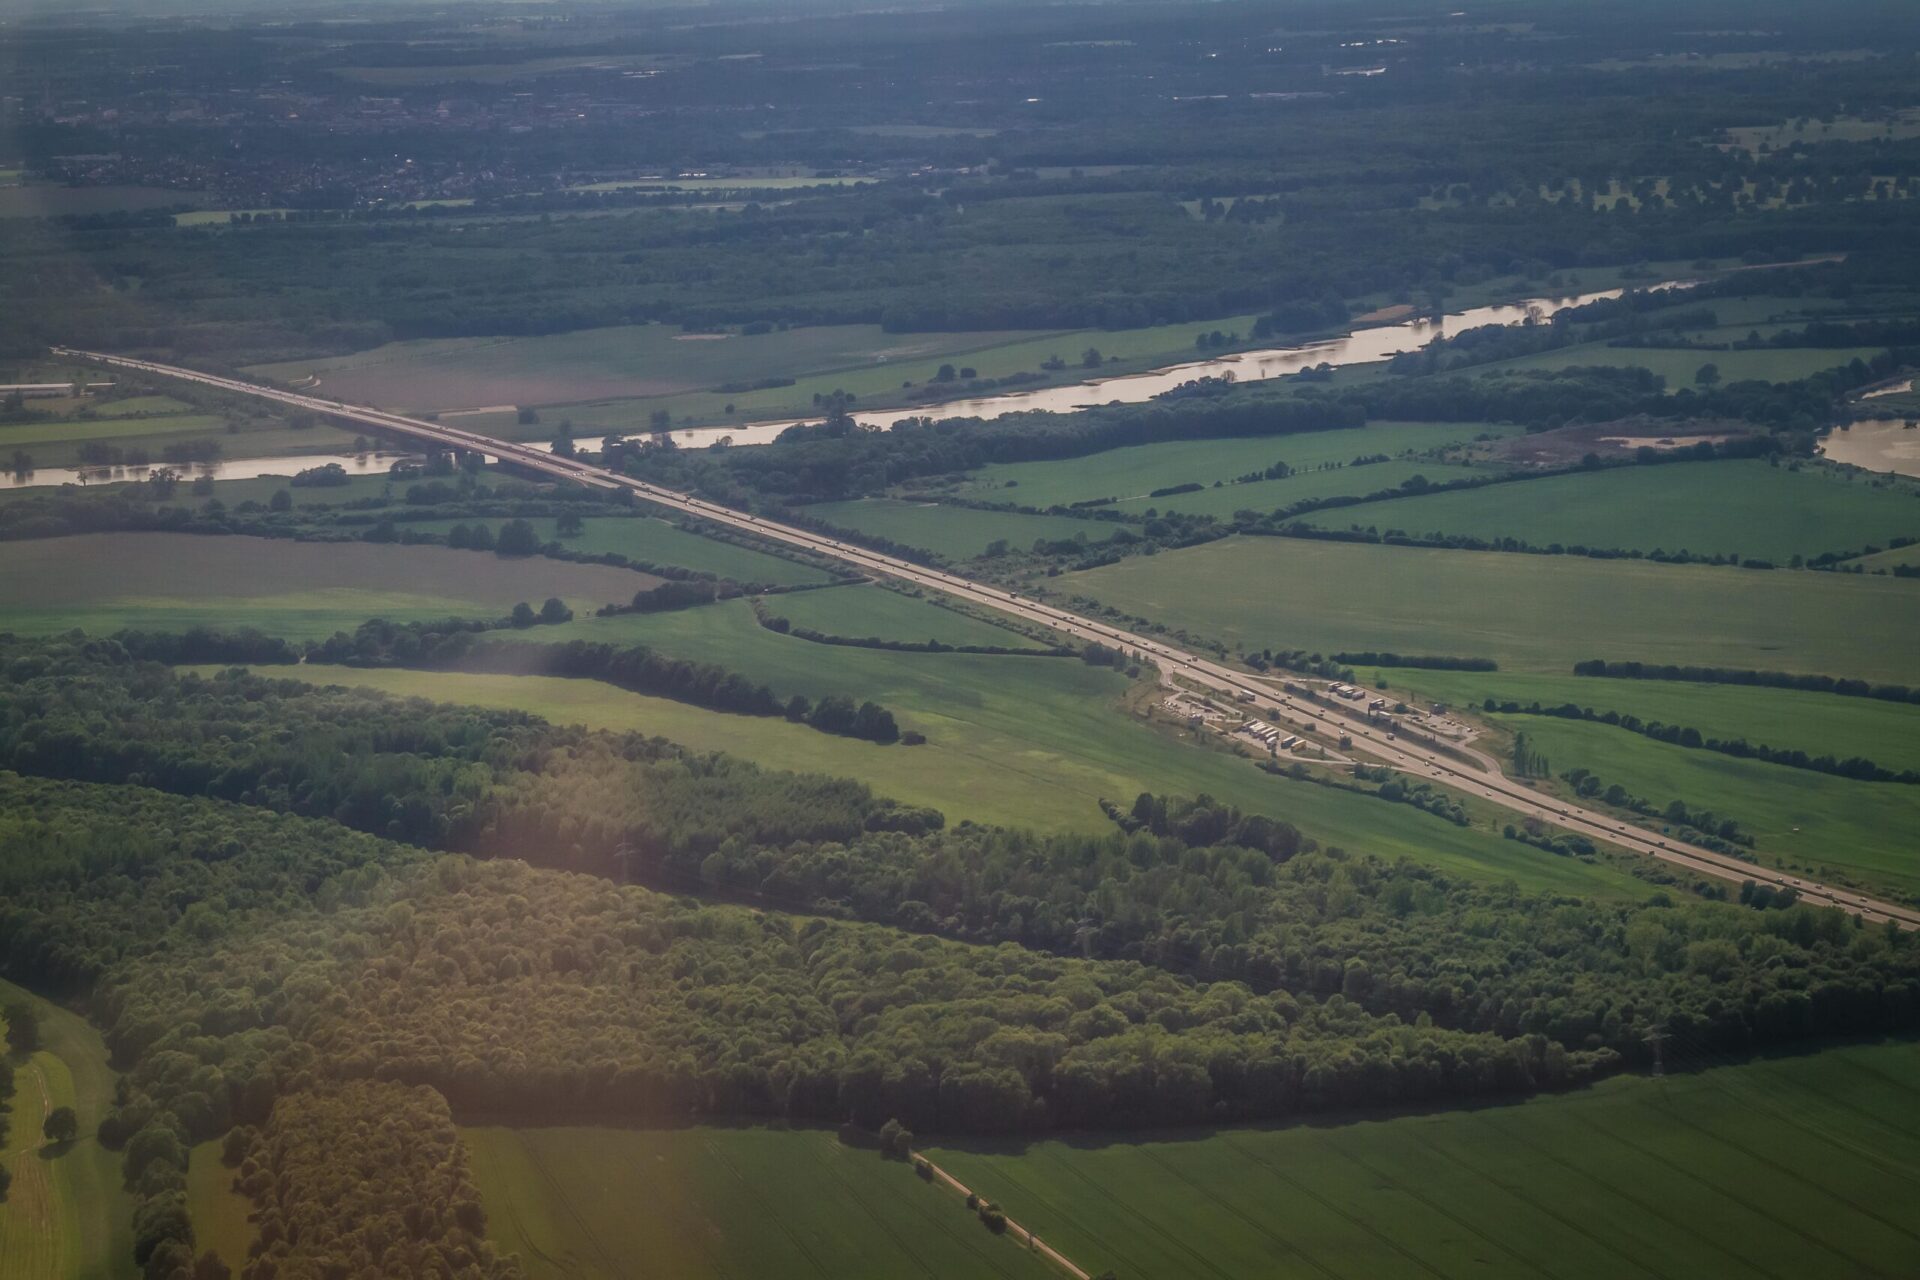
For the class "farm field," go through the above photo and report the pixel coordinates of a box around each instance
[1356,667,1920,775]
[245,322,1053,418]
[1475,342,1883,386]
[804,498,1109,559]
[951,421,1520,507]
[925,1039,1920,1280]
[766,583,1052,649]
[0,980,137,1280]
[0,532,648,638]
[402,515,832,586]
[0,184,208,217]
[0,391,364,469]
[1066,536,1920,683]
[1485,712,1920,898]
[186,1141,255,1274]
[1114,459,1493,520]
[1297,460,1920,561]
[1851,541,1920,570]
[265,603,1649,896]
[464,1124,1052,1280]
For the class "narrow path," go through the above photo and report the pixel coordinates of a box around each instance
[910,1151,1093,1280]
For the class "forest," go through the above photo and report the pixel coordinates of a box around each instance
[1,634,1914,1274]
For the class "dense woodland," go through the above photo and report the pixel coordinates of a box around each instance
[0,638,1913,1269]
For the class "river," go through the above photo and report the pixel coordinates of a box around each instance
[5,281,1683,488]
[2,450,420,491]
[1818,418,1920,479]
[611,283,1687,450]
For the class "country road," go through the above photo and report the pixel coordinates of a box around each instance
[57,347,1920,931]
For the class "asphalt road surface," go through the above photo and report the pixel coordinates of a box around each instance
[57,347,1919,930]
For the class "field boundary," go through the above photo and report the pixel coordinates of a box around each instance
[910,1149,1094,1280]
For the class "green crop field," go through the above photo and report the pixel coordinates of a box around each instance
[925,1039,1920,1280]
[1482,712,1920,898]
[1477,343,1884,387]
[258,594,1650,896]
[1298,460,1920,560]
[952,422,1519,508]
[767,583,1051,648]
[0,980,137,1280]
[403,515,832,586]
[804,499,1108,560]
[245,322,1052,418]
[1115,460,1494,520]
[1066,536,1920,683]
[1377,668,1920,767]
[465,1125,1051,1280]
[1358,668,1920,774]
[0,532,648,638]
[0,413,227,450]
[186,1142,256,1274]
[1851,542,1920,571]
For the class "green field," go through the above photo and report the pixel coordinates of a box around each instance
[804,499,1108,560]
[0,413,227,450]
[1300,460,1920,560]
[245,322,1053,419]
[404,515,833,586]
[0,532,648,638]
[1482,713,1920,898]
[0,980,137,1280]
[1066,536,1920,683]
[260,592,1650,896]
[1116,460,1496,521]
[952,422,1519,508]
[186,1141,255,1273]
[1478,343,1884,387]
[926,1039,1920,1280]
[1360,667,1920,775]
[0,392,364,469]
[465,1125,1051,1280]
[768,583,1051,648]
[1851,542,1920,571]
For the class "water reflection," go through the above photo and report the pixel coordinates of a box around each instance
[3,450,420,491]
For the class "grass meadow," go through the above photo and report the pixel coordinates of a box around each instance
[1486,713,1920,899]
[403,515,833,587]
[0,980,136,1280]
[464,1125,1052,1280]
[924,1039,1920,1280]
[1476,342,1886,387]
[1114,459,1494,520]
[0,533,648,638]
[186,1142,256,1274]
[803,499,1108,560]
[766,583,1052,649]
[1299,460,1920,561]
[266,594,1651,897]
[1358,668,1920,775]
[951,421,1519,508]
[1066,536,1920,683]
[0,395,364,469]
[245,322,1054,418]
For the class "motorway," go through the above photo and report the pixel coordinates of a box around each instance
[57,347,1920,930]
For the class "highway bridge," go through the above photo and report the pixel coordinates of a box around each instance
[55,346,1920,930]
